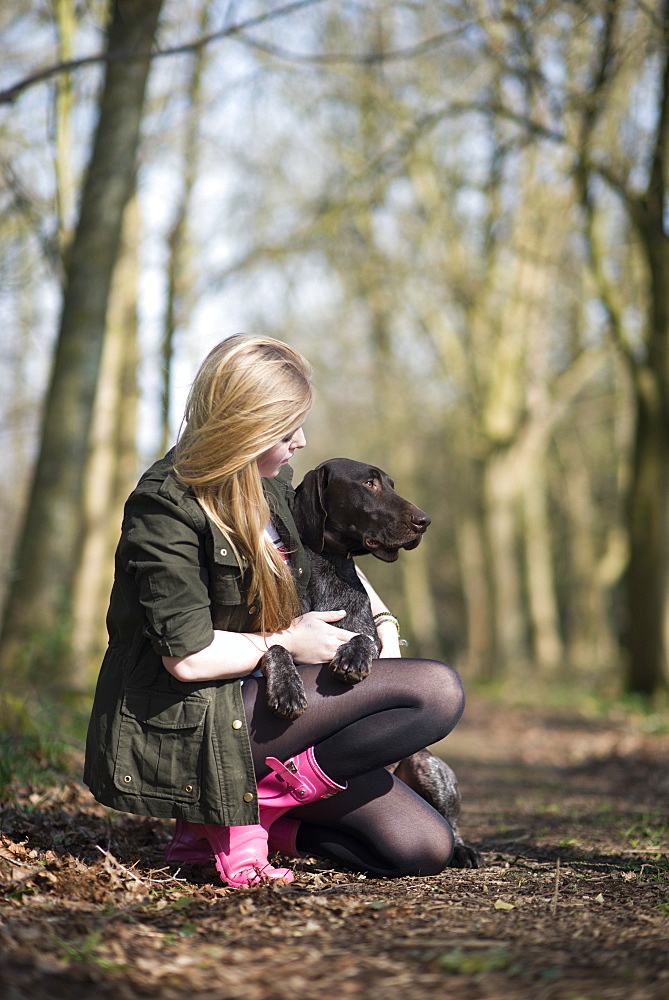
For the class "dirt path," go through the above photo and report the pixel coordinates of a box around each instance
[1,694,668,999]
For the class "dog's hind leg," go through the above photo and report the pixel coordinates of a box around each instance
[391,750,484,868]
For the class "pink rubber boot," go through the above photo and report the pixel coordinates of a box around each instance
[189,822,295,888]
[267,816,302,858]
[164,819,294,885]
[165,815,305,866]
[164,747,344,885]
[164,818,211,867]
[258,747,346,822]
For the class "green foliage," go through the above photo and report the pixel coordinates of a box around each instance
[0,693,82,803]
[52,929,104,963]
[623,815,669,851]
[439,946,511,974]
[470,676,669,721]
[51,930,122,970]
[17,618,74,690]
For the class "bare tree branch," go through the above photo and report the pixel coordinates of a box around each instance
[448,100,567,145]
[646,1,669,224]
[233,19,480,65]
[634,0,667,30]
[0,162,59,270]
[0,0,325,105]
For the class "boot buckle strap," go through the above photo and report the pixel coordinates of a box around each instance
[264,756,314,796]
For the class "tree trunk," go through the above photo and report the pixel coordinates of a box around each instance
[53,0,77,257]
[71,196,140,689]
[522,460,564,674]
[484,448,528,673]
[624,25,669,694]
[558,431,618,674]
[455,508,494,678]
[399,542,440,658]
[624,370,669,694]
[159,2,208,455]
[483,346,605,676]
[0,0,163,687]
[370,339,441,658]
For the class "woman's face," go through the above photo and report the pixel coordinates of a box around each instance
[256,424,307,478]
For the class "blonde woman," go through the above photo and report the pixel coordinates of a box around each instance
[84,335,465,887]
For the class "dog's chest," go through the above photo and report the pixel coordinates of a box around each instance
[301,551,379,649]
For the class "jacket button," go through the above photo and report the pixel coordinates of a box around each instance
[220,548,227,556]
[297,567,303,576]
[185,784,193,793]
[123,775,132,783]
[232,719,243,730]
[248,605,257,615]
[243,792,254,803]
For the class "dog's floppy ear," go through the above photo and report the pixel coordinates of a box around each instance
[293,465,329,552]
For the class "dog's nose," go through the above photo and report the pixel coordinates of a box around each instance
[412,511,431,531]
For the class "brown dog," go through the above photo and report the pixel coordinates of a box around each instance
[259,458,482,868]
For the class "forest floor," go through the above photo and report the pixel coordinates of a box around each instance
[0,689,668,1000]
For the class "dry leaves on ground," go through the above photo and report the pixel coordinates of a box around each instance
[0,694,668,1000]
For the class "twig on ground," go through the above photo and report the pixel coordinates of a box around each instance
[550,857,561,916]
[0,851,42,889]
[95,846,192,886]
[0,852,33,868]
[96,845,147,884]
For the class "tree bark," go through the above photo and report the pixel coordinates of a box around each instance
[558,431,618,674]
[455,508,494,678]
[624,369,669,694]
[604,13,669,695]
[484,448,528,672]
[71,195,140,689]
[53,0,77,257]
[0,0,163,686]
[159,2,208,455]
[522,459,564,674]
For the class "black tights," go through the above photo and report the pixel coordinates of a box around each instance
[241,658,465,878]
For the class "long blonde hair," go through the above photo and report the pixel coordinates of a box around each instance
[174,335,314,634]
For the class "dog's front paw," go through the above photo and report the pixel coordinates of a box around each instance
[449,842,485,869]
[260,645,309,719]
[329,634,375,684]
[267,676,308,720]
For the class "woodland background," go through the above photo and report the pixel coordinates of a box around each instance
[1,0,669,721]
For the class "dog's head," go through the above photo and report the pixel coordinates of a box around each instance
[294,458,431,562]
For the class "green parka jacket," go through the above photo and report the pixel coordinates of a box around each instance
[83,452,311,827]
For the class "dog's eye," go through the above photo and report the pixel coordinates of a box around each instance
[363,479,376,489]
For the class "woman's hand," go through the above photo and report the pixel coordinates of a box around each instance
[162,611,360,683]
[279,610,360,664]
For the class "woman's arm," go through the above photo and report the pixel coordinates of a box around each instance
[355,565,402,658]
[163,609,361,682]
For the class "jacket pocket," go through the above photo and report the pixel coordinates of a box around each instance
[210,560,257,631]
[210,570,245,606]
[114,689,209,803]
